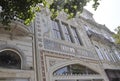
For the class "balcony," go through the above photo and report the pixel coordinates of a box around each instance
[86,28,114,44]
[43,38,97,60]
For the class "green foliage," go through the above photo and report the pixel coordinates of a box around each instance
[114,26,120,44]
[0,0,100,27]
[0,0,44,26]
[50,0,100,19]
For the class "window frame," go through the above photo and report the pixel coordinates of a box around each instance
[61,22,73,42]
[51,20,62,40]
[95,46,104,60]
[71,26,83,45]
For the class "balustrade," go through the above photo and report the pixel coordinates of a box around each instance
[53,74,102,81]
[43,38,96,59]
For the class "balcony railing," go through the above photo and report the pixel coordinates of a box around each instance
[53,74,102,80]
[43,38,97,59]
[86,28,115,43]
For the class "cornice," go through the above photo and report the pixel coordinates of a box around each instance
[79,16,114,35]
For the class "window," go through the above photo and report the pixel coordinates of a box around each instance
[51,20,62,39]
[84,24,89,31]
[71,27,83,45]
[62,23,72,42]
[103,49,111,61]
[0,50,21,69]
[53,64,98,75]
[114,50,120,60]
[110,53,117,62]
[95,46,104,60]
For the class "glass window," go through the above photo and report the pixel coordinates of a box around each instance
[114,50,120,60]
[103,49,111,61]
[71,27,83,45]
[104,53,111,61]
[0,50,21,69]
[95,46,104,60]
[110,53,117,62]
[51,20,62,39]
[53,64,98,75]
[62,23,72,42]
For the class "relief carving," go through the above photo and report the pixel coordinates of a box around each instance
[49,58,67,67]
[49,60,56,67]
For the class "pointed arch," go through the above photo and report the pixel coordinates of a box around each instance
[53,64,99,75]
[50,60,100,75]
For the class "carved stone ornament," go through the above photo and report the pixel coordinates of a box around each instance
[49,60,56,67]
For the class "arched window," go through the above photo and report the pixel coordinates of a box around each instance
[95,46,104,60]
[53,64,98,75]
[0,50,21,69]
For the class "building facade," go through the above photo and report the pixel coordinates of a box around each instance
[0,8,120,81]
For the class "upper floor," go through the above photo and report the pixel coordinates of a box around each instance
[34,8,120,67]
[34,8,100,60]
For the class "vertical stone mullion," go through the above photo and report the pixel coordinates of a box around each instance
[68,25,75,43]
[58,20,66,40]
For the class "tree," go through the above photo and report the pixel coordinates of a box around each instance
[0,0,100,27]
[114,26,120,44]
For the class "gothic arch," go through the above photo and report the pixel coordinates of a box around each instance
[53,64,99,75]
[0,44,26,69]
[50,60,100,74]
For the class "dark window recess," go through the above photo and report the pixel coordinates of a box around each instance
[105,69,120,81]
[0,50,21,69]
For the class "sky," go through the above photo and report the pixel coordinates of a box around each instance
[85,0,120,32]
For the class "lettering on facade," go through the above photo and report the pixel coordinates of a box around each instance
[43,38,95,59]
[61,45,75,53]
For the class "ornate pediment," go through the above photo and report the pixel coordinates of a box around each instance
[0,20,33,37]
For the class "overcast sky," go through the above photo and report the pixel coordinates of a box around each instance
[85,0,120,32]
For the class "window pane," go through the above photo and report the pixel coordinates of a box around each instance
[110,53,116,62]
[71,27,82,45]
[114,50,120,60]
[52,20,59,30]
[62,23,72,42]
[103,49,111,61]
[51,20,62,39]
[53,64,99,75]
[95,46,104,60]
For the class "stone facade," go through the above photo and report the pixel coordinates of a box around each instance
[0,21,35,81]
[0,8,120,81]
